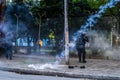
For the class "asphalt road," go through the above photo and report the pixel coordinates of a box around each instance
[0,70,92,80]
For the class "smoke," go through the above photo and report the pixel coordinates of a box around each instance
[72,0,120,42]
[104,49,120,60]
[28,0,120,70]
[55,51,65,64]
[3,2,34,45]
[68,0,120,61]
[81,0,120,30]
[86,31,120,60]
[54,0,120,64]
[90,31,110,49]
[71,0,120,47]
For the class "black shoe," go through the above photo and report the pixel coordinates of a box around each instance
[68,65,74,69]
[82,61,87,63]
[80,65,85,69]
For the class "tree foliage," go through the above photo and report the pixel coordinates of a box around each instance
[6,0,38,42]
[6,0,120,43]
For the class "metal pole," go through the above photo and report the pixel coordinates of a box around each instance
[14,14,18,53]
[14,14,18,45]
[17,16,18,38]
[64,0,69,65]
[37,15,41,51]
[38,16,41,41]
[111,28,113,47]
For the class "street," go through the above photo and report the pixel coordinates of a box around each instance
[0,70,91,80]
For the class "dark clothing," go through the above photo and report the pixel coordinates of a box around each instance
[5,43,13,60]
[76,33,89,62]
[56,40,64,54]
[0,31,13,59]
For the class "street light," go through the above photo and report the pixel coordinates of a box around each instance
[111,28,113,47]
[14,14,19,39]
[14,14,19,53]
[38,16,41,41]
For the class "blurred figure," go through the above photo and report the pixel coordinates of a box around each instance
[5,43,13,60]
[39,39,43,47]
[76,32,89,63]
[56,39,64,54]
[5,32,13,60]
[0,31,13,60]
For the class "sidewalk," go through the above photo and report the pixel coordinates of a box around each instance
[0,54,120,80]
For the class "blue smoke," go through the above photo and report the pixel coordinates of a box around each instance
[82,0,120,30]
[72,0,120,43]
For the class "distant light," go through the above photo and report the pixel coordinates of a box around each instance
[10,0,12,3]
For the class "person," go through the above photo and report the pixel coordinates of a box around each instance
[76,31,89,63]
[39,39,43,47]
[5,43,13,60]
[56,39,64,54]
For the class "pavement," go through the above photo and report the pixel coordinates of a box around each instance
[0,54,120,80]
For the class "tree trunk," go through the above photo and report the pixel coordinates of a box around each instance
[0,0,6,25]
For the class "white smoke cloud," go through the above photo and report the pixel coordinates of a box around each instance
[89,31,120,60]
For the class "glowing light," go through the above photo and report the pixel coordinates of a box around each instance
[10,0,12,3]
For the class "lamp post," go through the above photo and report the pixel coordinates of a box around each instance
[111,28,113,47]
[38,16,41,41]
[15,14,18,38]
[14,14,19,53]
[64,0,69,65]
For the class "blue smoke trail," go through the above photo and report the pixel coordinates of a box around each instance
[72,0,120,43]
[81,0,120,29]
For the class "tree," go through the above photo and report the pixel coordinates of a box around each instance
[0,0,6,25]
[68,0,91,17]
[6,0,39,53]
[30,3,46,41]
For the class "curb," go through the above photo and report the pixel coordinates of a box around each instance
[0,67,120,80]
